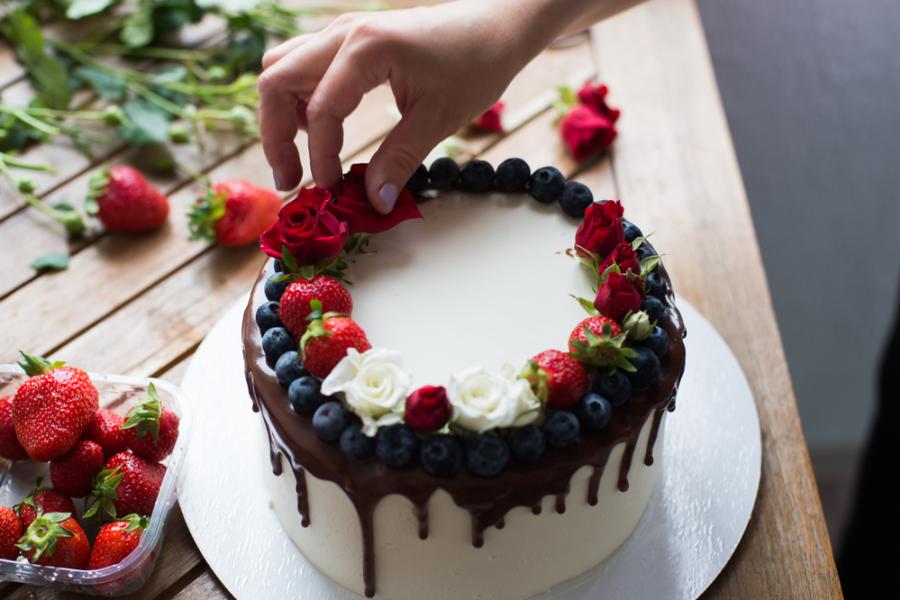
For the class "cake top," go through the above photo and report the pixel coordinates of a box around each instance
[245,158,685,479]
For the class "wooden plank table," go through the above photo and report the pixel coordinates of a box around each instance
[0,0,843,598]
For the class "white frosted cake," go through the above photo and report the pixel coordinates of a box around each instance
[242,160,685,599]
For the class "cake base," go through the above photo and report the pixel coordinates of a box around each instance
[260,414,664,600]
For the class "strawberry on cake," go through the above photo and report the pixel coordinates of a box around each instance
[242,159,686,599]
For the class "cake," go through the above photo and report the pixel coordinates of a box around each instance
[242,159,686,599]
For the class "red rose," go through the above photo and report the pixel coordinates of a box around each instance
[473,101,505,132]
[594,272,643,323]
[599,241,640,276]
[575,200,624,257]
[404,385,451,432]
[259,186,349,266]
[576,82,621,123]
[560,105,617,161]
[329,164,422,234]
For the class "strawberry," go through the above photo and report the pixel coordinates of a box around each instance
[279,275,353,337]
[121,383,179,462]
[521,350,589,409]
[50,439,105,497]
[13,352,99,461]
[300,300,371,378]
[85,452,166,519]
[85,408,128,458]
[0,395,28,460]
[17,512,90,568]
[87,514,149,569]
[15,483,77,529]
[85,165,169,232]
[0,506,23,559]
[188,179,281,246]
[567,316,636,371]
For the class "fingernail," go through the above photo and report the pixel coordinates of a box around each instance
[273,170,284,191]
[376,183,398,214]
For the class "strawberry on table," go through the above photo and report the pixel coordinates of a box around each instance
[0,395,28,461]
[122,383,179,462]
[188,179,281,246]
[300,300,371,378]
[13,352,99,461]
[87,514,149,569]
[50,439,105,497]
[0,506,23,559]
[85,452,166,519]
[16,512,90,568]
[85,165,170,232]
[15,483,77,529]
[279,275,353,337]
[521,350,589,409]
[85,408,128,458]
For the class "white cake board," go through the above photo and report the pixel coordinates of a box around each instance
[179,297,760,600]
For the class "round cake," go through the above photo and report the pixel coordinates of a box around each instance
[242,159,686,599]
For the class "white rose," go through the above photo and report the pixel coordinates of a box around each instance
[448,365,541,433]
[321,348,412,436]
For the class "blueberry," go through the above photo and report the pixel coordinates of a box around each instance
[643,326,669,359]
[428,157,460,190]
[273,259,284,273]
[559,181,593,218]
[627,347,662,391]
[265,273,290,301]
[261,327,295,365]
[340,422,375,460]
[636,244,656,261]
[313,401,350,442]
[275,350,307,387]
[543,411,580,448]
[529,166,565,204]
[255,301,282,334]
[460,160,495,193]
[406,164,429,195]
[288,376,323,415]
[464,433,510,477]
[420,435,463,477]
[509,425,546,462]
[494,158,531,192]
[641,295,665,323]
[591,369,632,407]
[376,425,418,468]
[622,219,643,243]
[575,393,613,432]
[645,272,666,299]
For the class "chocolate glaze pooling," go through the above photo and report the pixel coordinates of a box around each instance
[243,247,686,598]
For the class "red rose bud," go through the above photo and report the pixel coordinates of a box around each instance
[259,186,349,266]
[599,241,641,276]
[404,385,451,432]
[561,105,617,161]
[594,272,643,323]
[473,101,505,132]
[329,164,422,235]
[575,200,625,257]
[576,82,621,123]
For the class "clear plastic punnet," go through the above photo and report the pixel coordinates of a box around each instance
[0,365,191,596]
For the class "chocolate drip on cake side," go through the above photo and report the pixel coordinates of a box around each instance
[242,248,686,598]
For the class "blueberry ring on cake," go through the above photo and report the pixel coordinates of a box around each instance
[242,158,686,599]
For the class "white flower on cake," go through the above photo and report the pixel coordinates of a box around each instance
[321,348,412,436]
[448,365,541,432]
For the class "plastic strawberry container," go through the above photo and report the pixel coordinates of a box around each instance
[0,364,191,596]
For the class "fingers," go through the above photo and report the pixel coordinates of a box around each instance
[261,34,312,70]
[366,103,449,214]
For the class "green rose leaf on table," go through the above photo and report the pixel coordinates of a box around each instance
[121,0,155,48]
[31,253,70,273]
[0,9,72,109]
[118,99,171,146]
[66,0,118,19]
[74,66,128,101]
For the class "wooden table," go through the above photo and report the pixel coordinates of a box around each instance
[0,0,843,598]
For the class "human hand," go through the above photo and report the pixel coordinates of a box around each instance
[258,0,567,214]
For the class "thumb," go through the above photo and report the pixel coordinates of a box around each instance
[366,104,448,214]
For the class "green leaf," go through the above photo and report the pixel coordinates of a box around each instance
[31,253,70,272]
[640,255,661,278]
[118,98,171,145]
[73,65,127,101]
[66,0,118,19]
[0,9,72,109]
[121,0,155,48]
[570,294,599,315]
[196,0,261,11]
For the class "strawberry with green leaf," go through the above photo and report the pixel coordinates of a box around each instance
[0,506,23,559]
[279,275,353,337]
[568,315,636,372]
[85,452,166,519]
[16,511,90,568]
[188,179,280,246]
[300,300,371,378]
[85,165,169,232]
[122,383,179,462]
[15,480,77,529]
[88,514,149,569]
[521,350,588,409]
